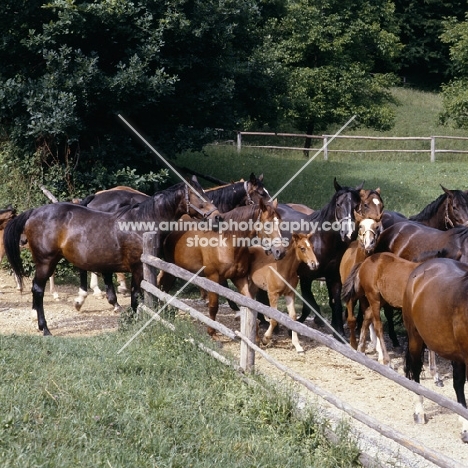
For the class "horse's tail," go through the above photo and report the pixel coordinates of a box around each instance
[341,261,363,303]
[79,194,95,207]
[404,341,425,380]
[3,209,34,290]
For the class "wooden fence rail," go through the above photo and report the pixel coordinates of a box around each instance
[141,232,466,468]
[234,132,468,162]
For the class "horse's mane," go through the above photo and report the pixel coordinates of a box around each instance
[220,204,267,223]
[115,182,190,220]
[307,186,359,223]
[206,181,246,212]
[409,194,446,222]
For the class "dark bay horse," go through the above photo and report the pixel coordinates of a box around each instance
[0,206,16,264]
[278,179,365,336]
[79,174,270,303]
[403,258,468,442]
[382,186,468,230]
[158,200,286,336]
[4,181,220,335]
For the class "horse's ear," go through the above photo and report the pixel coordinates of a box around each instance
[249,173,256,184]
[333,177,342,192]
[258,174,264,182]
[272,198,278,208]
[356,180,365,190]
[375,187,381,194]
[440,185,453,197]
[354,210,364,223]
[191,175,199,185]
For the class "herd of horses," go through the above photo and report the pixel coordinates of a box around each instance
[2,174,468,441]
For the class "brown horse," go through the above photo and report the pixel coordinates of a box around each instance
[382,186,468,230]
[248,232,318,353]
[339,213,383,350]
[403,258,468,442]
[4,181,220,335]
[80,174,270,299]
[342,253,422,366]
[158,200,286,336]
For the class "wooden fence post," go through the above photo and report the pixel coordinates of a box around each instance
[431,136,436,162]
[239,306,257,372]
[323,136,328,160]
[237,131,242,154]
[143,232,159,307]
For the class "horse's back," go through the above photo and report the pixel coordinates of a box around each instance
[404,258,468,362]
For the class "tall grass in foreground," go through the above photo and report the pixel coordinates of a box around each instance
[0,317,361,468]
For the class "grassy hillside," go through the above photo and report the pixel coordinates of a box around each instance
[176,87,468,217]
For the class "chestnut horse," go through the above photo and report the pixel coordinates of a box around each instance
[80,174,269,298]
[342,253,422,366]
[403,258,468,442]
[249,232,318,353]
[158,200,285,337]
[4,181,220,335]
[339,213,384,350]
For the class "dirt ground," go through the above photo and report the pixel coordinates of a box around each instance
[0,269,467,467]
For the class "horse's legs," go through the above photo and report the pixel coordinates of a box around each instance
[157,270,176,292]
[116,273,129,295]
[298,275,321,323]
[49,273,59,300]
[130,266,143,312]
[404,331,427,424]
[103,272,121,312]
[452,361,468,442]
[90,272,104,297]
[383,304,400,348]
[207,290,219,336]
[326,276,345,337]
[345,298,358,349]
[428,350,444,387]
[262,294,278,347]
[74,269,89,311]
[32,263,59,336]
[285,294,303,353]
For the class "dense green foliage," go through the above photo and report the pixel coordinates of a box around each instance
[0,320,361,467]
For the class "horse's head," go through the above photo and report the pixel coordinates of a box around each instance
[292,233,319,270]
[185,176,222,225]
[244,173,270,205]
[357,188,384,221]
[255,198,287,260]
[334,178,363,242]
[443,186,468,228]
[355,211,383,254]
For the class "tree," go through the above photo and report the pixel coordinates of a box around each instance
[439,14,468,128]
[393,0,466,89]
[266,0,401,147]
[0,0,284,199]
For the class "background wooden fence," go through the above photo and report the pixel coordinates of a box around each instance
[140,232,467,468]
[233,132,468,162]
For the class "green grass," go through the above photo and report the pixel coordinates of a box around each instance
[0,318,361,467]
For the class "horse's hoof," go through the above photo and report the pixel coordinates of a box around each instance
[43,329,52,336]
[53,292,60,301]
[413,413,428,424]
[93,291,105,298]
[74,301,83,311]
[113,305,122,313]
[461,431,468,443]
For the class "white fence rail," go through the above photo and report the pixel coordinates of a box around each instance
[234,132,468,162]
[141,232,466,468]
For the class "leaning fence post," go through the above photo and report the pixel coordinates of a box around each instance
[239,306,257,371]
[143,231,159,307]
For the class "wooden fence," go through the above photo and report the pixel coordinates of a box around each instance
[234,132,468,162]
[140,232,467,468]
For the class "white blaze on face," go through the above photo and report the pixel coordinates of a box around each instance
[359,218,376,249]
[373,198,381,206]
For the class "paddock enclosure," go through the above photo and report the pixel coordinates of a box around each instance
[139,232,468,468]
